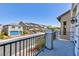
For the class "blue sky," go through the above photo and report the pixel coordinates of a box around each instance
[0,3,71,26]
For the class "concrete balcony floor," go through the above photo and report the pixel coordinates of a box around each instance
[38,39,75,56]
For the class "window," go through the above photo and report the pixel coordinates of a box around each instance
[63,21,67,35]
[63,28,66,35]
[12,26,15,28]
[18,26,21,29]
[63,21,66,25]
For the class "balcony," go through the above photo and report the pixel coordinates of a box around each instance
[38,39,75,56]
[0,31,75,56]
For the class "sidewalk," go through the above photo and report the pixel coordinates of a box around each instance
[38,39,75,56]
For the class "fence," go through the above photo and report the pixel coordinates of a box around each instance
[0,33,45,56]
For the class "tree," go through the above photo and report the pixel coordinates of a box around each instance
[47,25,54,30]
[47,25,60,31]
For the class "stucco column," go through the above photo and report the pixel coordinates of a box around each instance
[45,30,53,50]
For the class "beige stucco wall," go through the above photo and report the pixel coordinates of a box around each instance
[60,11,71,40]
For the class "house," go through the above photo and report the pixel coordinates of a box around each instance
[57,10,71,40]
[3,24,23,37]
[19,21,47,34]
[57,3,79,55]
[70,3,78,41]
[19,21,29,34]
[25,22,36,34]
[70,3,79,56]
[39,24,47,32]
[19,21,35,34]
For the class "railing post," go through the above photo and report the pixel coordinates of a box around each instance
[3,45,5,56]
[10,43,12,56]
[45,29,53,50]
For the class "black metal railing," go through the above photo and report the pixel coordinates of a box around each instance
[0,33,45,56]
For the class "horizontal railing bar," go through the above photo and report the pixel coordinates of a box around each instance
[0,35,44,46]
[0,33,45,46]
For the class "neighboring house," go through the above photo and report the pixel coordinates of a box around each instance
[57,10,71,40]
[3,24,23,37]
[39,24,47,32]
[19,21,47,34]
[25,23,35,34]
[19,21,29,34]
[27,23,47,33]
[19,21,35,34]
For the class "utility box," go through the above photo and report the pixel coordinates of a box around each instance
[45,30,53,50]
